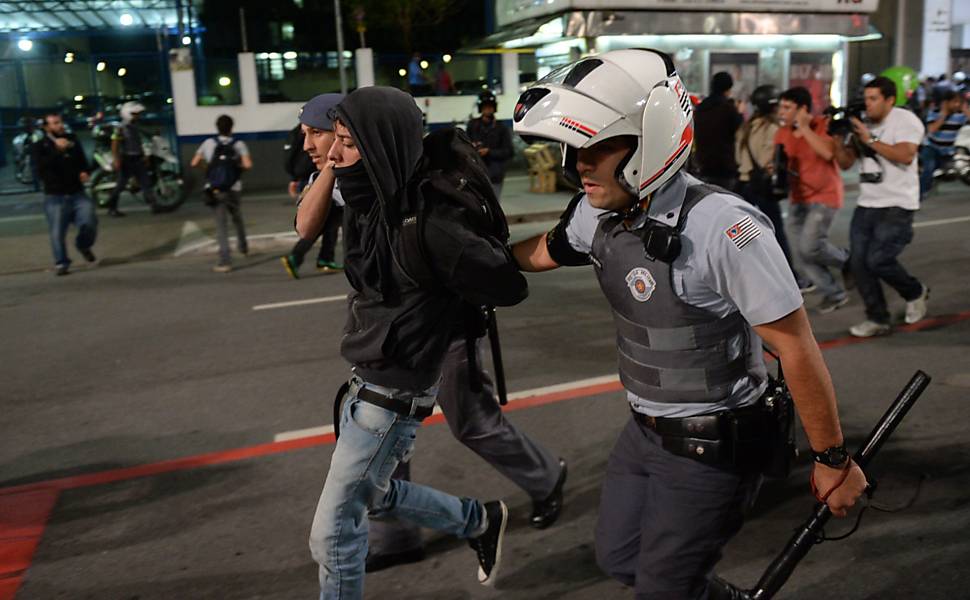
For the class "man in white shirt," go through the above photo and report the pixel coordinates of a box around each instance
[833,76,929,337]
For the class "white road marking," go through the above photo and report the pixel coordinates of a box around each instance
[252,294,347,311]
[271,374,620,442]
[913,215,970,229]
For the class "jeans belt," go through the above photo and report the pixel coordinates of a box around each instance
[357,386,435,421]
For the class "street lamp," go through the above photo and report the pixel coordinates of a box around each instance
[420,60,429,69]
[218,76,232,87]
[181,36,192,46]
[117,67,127,77]
[398,68,407,77]
[17,39,33,52]
[120,13,134,26]
[64,52,75,63]
[96,61,106,72]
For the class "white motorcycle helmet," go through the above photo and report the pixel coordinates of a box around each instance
[120,101,145,124]
[954,71,967,85]
[513,48,694,199]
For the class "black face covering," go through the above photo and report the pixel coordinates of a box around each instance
[333,160,375,211]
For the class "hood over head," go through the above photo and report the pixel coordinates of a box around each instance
[332,86,424,218]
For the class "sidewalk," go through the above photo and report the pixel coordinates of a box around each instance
[0,173,574,275]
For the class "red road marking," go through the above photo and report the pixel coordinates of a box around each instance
[0,489,59,600]
[0,308,968,599]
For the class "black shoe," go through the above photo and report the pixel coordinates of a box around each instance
[364,547,425,573]
[709,575,751,600]
[80,248,97,263]
[55,264,70,276]
[530,458,567,529]
[107,209,126,217]
[468,500,508,586]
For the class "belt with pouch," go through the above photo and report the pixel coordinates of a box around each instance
[632,402,771,471]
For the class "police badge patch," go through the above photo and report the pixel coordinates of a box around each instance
[625,267,656,302]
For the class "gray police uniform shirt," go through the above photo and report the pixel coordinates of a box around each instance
[565,172,803,418]
[304,170,345,207]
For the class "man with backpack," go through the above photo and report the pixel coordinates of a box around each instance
[190,114,251,273]
[299,87,529,598]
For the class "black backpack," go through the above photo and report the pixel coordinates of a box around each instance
[206,138,242,192]
[395,126,510,288]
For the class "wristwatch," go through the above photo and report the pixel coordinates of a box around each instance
[865,134,879,146]
[812,445,850,468]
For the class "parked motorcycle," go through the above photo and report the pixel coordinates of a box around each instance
[926,124,970,188]
[86,117,187,213]
[12,117,41,185]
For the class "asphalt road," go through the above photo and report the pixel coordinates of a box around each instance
[2,186,970,599]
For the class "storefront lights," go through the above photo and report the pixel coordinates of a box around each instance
[443,54,452,63]
[218,76,232,87]
[120,13,134,26]
[17,39,33,52]
[398,68,407,77]
[74,95,84,101]
[96,61,107,72]
[64,52,75,63]
[283,51,298,60]
[419,60,429,69]
[117,67,127,77]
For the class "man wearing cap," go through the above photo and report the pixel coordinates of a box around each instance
[281,94,346,278]
[300,87,529,598]
[693,71,745,190]
[511,49,866,598]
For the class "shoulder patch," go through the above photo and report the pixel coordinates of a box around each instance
[625,267,656,302]
[724,215,761,250]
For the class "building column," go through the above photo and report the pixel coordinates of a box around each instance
[355,48,375,88]
[501,51,519,96]
[237,52,259,106]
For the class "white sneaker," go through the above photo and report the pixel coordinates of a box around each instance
[904,285,929,324]
[849,320,891,338]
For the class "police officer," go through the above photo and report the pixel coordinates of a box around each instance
[466,91,515,199]
[106,101,158,216]
[510,49,867,599]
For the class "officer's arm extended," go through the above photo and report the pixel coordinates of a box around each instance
[513,193,593,272]
[294,164,336,240]
[754,308,868,517]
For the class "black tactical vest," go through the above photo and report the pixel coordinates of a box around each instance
[590,185,749,404]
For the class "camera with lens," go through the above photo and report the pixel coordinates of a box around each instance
[825,100,867,137]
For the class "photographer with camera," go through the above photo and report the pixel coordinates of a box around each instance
[774,87,849,313]
[832,76,929,337]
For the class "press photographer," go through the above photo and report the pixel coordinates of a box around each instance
[832,76,930,338]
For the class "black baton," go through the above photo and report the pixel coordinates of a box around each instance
[741,370,931,600]
[485,306,508,406]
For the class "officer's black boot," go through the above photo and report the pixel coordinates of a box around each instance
[708,575,751,600]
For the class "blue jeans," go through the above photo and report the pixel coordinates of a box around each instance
[43,192,98,267]
[309,377,486,599]
[919,144,949,196]
[849,206,923,324]
[790,203,848,302]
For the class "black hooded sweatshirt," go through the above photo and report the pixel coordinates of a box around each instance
[333,87,528,391]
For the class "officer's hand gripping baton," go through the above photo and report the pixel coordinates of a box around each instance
[729,370,931,600]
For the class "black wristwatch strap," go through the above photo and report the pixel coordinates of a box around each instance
[812,445,849,468]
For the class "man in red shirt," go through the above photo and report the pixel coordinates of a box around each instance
[775,87,849,313]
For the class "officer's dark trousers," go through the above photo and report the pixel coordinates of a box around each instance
[289,204,343,266]
[849,206,923,324]
[369,336,561,553]
[595,416,760,600]
[108,155,156,210]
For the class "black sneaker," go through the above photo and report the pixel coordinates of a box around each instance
[55,263,70,276]
[107,209,126,217]
[468,500,508,586]
[817,296,849,314]
[80,248,97,264]
[530,458,567,529]
[280,255,300,279]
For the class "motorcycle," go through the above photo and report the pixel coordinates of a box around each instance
[87,117,188,213]
[925,124,970,188]
[11,118,42,185]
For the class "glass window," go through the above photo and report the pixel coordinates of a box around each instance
[255,51,355,103]
[790,52,835,115]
